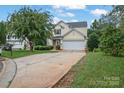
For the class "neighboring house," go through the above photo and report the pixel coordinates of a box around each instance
[47,21,87,51]
[6,35,29,50]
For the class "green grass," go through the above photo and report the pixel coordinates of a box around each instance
[2,50,56,59]
[71,52,124,88]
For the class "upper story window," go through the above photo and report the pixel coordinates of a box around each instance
[54,29,61,35]
[60,25,64,29]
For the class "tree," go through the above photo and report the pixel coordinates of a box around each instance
[87,32,99,51]
[97,5,124,56]
[7,7,53,51]
[100,5,124,27]
[87,19,101,51]
[100,25,124,56]
[35,38,46,45]
[0,21,6,45]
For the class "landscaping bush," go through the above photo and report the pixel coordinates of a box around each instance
[56,45,60,50]
[93,48,101,52]
[100,25,124,56]
[87,32,99,51]
[34,45,53,50]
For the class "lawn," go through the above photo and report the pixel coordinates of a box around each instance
[1,50,56,59]
[70,52,124,88]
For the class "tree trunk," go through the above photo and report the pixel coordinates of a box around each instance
[29,41,33,51]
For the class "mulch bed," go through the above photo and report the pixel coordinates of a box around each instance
[53,69,75,88]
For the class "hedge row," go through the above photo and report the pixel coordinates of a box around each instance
[34,45,53,50]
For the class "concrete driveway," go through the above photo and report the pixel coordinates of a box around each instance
[9,51,85,88]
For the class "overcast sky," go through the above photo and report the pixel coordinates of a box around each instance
[0,5,112,28]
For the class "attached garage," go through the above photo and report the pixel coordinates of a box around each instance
[62,40,86,50]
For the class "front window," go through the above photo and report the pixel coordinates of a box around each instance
[54,29,61,35]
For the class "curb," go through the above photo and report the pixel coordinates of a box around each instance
[0,59,6,78]
[0,58,17,88]
[50,54,86,88]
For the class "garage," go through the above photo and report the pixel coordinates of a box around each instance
[62,40,86,50]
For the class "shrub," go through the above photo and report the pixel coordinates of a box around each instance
[56,45,60,50]
[34,45,53,50]
[100,25,124,56]
[93,48,101,52]
[87,32,99,51]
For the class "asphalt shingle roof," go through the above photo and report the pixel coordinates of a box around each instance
[67,21,87,28]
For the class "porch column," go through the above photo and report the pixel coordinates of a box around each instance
[53,40,56,50]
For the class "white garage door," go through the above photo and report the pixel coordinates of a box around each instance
[62,40,86,50]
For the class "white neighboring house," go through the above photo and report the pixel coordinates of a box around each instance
[6,35,29,50]
[47,21,87,51]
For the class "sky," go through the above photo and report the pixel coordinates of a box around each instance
[0,5,112,28]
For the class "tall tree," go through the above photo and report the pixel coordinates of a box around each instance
[98,5,124,56]
[8,7,54,51]
[87,19,102,51]
[100,5,124,27]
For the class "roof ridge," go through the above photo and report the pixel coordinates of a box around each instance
[66,21,87,24]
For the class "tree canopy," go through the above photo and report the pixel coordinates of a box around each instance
[88,5,124,56]
[7,7,54,51]
[100,25,124,56]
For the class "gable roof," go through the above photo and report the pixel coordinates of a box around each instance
[55,21,87,28]
[54,20,68,27]
[63,28,87,39]
[67,21,87,28]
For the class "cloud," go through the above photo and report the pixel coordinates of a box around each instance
[91,9,108,16]
[52,5,61,9]
[69,19,78,22]
[53,17,61,24]
[64,19,78,22]
[55,8,75,17]
[53,17,78,24]
[52,5,86,10]
[64,5,86,9]
[66,12,75,17]
[52,5,82,18]
[60,12,75,17]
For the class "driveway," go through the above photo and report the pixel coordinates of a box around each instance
[9,51,85,88]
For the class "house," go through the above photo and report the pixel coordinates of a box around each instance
[47,21,87,51]
[6,35,29,50]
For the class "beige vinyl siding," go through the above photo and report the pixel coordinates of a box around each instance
[55,22,70,36]
[74,27,87,37]
[63,31,85,40]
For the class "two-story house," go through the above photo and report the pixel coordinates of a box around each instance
[47,21,87,51]
[6,35,29,50]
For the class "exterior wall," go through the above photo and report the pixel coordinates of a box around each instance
[74,27,87,37]
[6,36,28,50]
[63,31,85,40]
[54,22,70,36]
[54,23,87,38]
[7,40,25,49]
[48,21,88,50]
[47,39,53,46]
